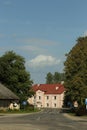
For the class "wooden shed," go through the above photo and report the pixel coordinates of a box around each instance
[0,83,19,109]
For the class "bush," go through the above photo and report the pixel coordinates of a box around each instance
[20,102,34,111]
[75,105,87,116]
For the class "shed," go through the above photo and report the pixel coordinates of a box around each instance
[0,83,19,109]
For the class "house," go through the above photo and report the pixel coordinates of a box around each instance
[0,83,20,110]
[28,83,65,108]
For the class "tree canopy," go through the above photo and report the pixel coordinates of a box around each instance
[46,72,53,84]
[46,72,65,84]
[64,36,87,106]
[0,51,33,101]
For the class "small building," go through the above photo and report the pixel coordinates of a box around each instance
[0,83,20,110]
[28,84,65,108]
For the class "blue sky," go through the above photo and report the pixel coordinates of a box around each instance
[0,0,87,83]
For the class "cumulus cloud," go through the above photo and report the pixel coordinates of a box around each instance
[27,55,61,68]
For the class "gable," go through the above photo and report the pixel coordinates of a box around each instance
[36,90,44,94]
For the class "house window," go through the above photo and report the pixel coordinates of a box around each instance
[47,96,49,100]
[54,96,56,100]
[39,96,41,100]
[47,103,49,107]
[54,103,56,107]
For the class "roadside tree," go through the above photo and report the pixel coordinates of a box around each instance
[64,36,87,106]
[0,51,33,102]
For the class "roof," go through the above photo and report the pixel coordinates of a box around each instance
[32,84,65,94]
[0,83,19,100]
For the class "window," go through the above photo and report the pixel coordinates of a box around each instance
[47,96,49,100]
[39,96,41,100]
[47,103,49,107]
[54,96,56,100]
[54,103,56,107]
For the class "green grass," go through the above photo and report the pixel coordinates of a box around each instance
[0,108,40,114]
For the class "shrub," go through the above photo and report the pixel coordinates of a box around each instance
[75,105,87,116]
[20,102,34,111]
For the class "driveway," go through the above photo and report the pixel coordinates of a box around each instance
[0,108,87,130]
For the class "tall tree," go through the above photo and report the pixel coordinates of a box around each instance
[0,51,33,101]
[64,36,87,106]
[53,72,63,83]
[46,72,53,84]
[46,72,65,84]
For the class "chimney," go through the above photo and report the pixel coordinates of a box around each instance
[37,84,40,87]
[61,81,64,85]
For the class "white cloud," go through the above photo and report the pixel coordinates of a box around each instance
[27,55,61,68]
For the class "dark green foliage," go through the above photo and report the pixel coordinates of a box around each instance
[64,36,87,106]
[53,72,65,83]
[75,105,87,116]
[53,72,61,83]
[0,51,33,101]
[46,72,53,84]
[46,72,65,84]
[20,101,34,110]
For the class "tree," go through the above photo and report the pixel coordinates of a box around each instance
[46,72,65,84]
[53,72,65,83]
[53,72,61,83]
[64,36,87,106]
[46,72,53,84]
[0,51,33,101]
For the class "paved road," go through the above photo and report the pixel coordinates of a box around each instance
[0,109,87,130]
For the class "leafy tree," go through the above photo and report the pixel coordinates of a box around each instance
[0,51,33,101]
[64,36,87,106]
[46,72,53,84]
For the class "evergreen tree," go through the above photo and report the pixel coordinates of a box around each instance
[46,72,53,84]
[53,72,61,83]
[46,72,65,84]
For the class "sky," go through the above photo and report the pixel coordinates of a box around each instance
[0,0,87,84]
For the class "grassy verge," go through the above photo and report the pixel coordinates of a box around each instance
[0,108,40,114]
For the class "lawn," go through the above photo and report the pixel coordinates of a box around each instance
[0,108,40,114]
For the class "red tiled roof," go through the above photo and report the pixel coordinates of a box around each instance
[32,84,65,94]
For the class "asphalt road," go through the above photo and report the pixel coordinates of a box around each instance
[0,108,87,130]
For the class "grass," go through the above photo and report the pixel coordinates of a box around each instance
[0,108,40,114]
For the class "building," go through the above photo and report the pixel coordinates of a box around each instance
[0,83,20,110]
[28,83,65,108]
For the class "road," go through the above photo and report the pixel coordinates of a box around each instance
[0,108,87,130]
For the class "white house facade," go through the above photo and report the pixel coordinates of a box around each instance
[28,84,65,108]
